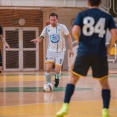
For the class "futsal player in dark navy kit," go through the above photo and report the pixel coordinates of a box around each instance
[56,0,117,117]
[0,26,10,73]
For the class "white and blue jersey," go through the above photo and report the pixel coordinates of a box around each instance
[74,8,116,57]
[40,23,69,52]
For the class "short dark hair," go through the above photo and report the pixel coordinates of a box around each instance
[88,0,101,6]
[49,13,58,19]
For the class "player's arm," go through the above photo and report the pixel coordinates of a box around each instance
[0,26,10,49]
[63,25,74,57]
[31,36,43,44]
[66,34,73,50]
[66,34,74,57]
[107,16,117,55]
[0,34,10,49]
[31,27,47,44]
[72,13,82,43]
[107,29,117,55]
[72,25,80,43]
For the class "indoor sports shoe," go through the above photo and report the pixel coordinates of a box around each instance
[102,108,110,117]
[56,103,68,117]
[54,77,59,87]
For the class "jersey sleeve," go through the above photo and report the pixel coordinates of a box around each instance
[40,26,47,38]
[108,15,117,30]
[0,26,3,35]
[74,12,82,27]
[62,25,69,36]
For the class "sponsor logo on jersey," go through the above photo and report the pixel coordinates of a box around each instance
[50,34,60,43]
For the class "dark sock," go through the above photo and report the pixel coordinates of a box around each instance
[64,84,75,103]
[102,89,111,108]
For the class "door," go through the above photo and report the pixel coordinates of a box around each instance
[3,27,39,71]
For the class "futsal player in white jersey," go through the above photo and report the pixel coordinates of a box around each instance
[31,13,74,87]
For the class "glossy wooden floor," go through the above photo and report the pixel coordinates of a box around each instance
[0,71,117,117]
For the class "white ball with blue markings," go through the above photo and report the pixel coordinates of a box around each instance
[43,83,53,92]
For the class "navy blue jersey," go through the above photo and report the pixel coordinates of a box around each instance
[74,8,116,57]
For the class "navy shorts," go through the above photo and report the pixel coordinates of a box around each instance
[72,56,108,79]
[0,50,2,66]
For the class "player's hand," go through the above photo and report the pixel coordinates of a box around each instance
[31,37,43,44]
[107,47,111,56]
[69,48,74,57]
[5,43,10,49]
[31,38,39,44]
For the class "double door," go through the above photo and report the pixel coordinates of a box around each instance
[3,27,39,71]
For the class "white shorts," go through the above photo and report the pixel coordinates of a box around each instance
[45,50,65,66]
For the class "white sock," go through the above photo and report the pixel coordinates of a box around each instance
[55,71,61,79]
[45,72,52,83]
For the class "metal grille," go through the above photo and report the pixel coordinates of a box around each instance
[23,31,36,48]
[6,51,19,68]
[101,0,110,9]
[113,0,117,14]
[23,51,36,68]
[5,30,19,48]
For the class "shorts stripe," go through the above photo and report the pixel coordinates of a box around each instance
[71,71,86,78]
[93,75,108,80]
[55,64,62,67]
[45,60,54,64]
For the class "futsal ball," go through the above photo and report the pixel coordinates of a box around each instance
[43,83,53,92]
